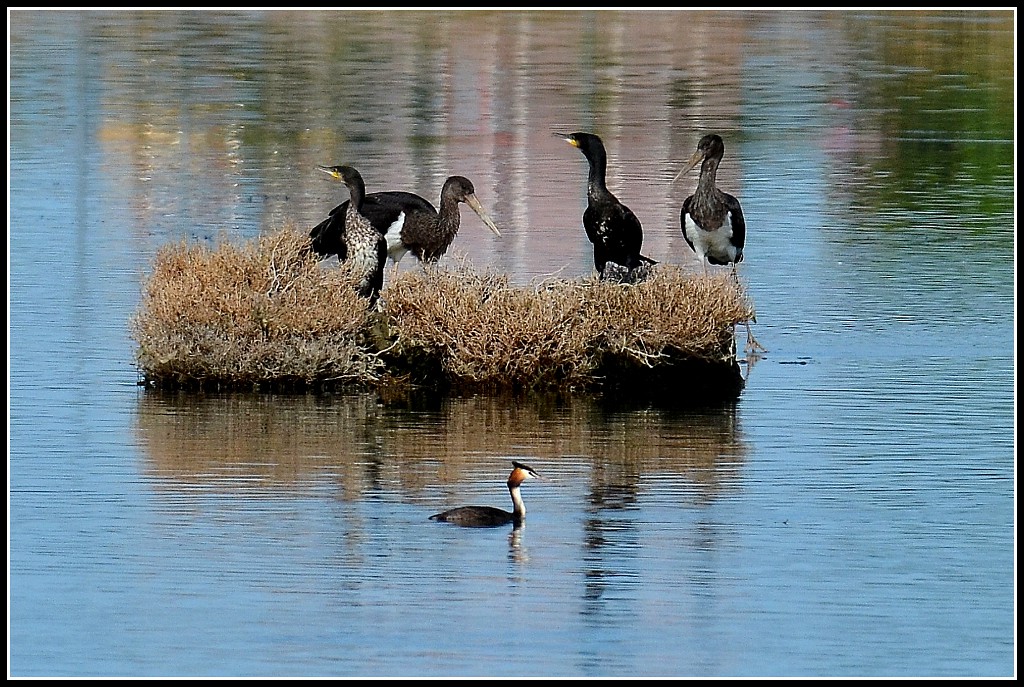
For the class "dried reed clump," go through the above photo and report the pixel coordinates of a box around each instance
[382,261,755,393]
[382,266,599,391]
[132,227,756,396]
[131,227,383,390]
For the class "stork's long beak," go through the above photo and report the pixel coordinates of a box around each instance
[465,194,502,237]
[671,148,705,184]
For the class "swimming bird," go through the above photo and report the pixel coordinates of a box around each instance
[673,134,764,353]
[308,175,501,265]
[556,131,656,283]
[315,165,388,307]
[673,133,745,274]
[429,461,541,528]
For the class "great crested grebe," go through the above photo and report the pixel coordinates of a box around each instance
[556,131,656,283]
[312,165,388,307]
[430,461,542,528]
[308,175,502,265]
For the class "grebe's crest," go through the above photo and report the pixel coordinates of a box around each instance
[509,461,541,485]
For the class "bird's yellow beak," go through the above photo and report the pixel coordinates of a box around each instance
[317,165,342,180]
[554,132,579,148]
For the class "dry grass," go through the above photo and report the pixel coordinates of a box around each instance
[132,226,757,395]
[383,261,753,393]
[131,227,383,390]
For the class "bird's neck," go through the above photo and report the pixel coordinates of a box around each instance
[508,484,526,520]
[437,195,462,240]
[347,181,365,211]
[586,155,613,201]
[697,157,720,197]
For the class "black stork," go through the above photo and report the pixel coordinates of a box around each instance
[557,131,656,283]
[673,133,745,274]
[673,134,764,353]
[309,173,501,266]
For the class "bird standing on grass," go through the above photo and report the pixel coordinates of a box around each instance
[673,133,745,274]
[315,165,388,307]
[557,131,656,283]
[309,175,501,265]
[673,134,764,353]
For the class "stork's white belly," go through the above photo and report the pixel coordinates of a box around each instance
[684,213,738,263]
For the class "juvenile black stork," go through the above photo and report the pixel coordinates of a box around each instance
[673,134,764,353]
[556,131,656,283]
[308,174,501,265]
[315,165,388,307]
[673,133,745,274]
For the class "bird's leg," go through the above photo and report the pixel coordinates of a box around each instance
[730,264,766,355]
[744,321,767,356]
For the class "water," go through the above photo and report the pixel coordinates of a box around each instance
[8,9,1015,677]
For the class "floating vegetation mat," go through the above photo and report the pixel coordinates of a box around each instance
[131,227,757,399]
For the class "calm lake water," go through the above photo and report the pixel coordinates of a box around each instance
[8,9,1016,678]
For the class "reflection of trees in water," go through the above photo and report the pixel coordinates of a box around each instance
[578,403,744,619]
[136,356,749,634]
[135,391,746,501]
